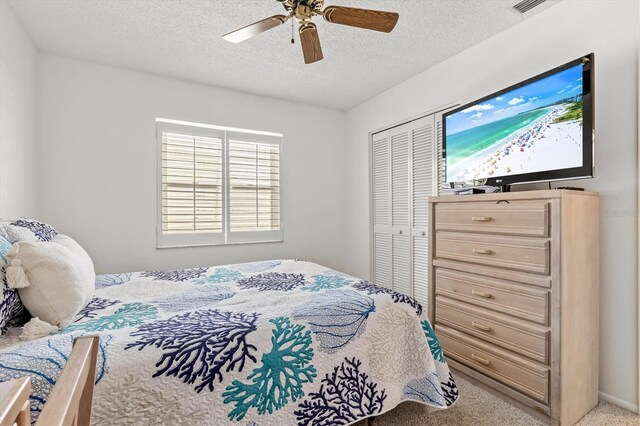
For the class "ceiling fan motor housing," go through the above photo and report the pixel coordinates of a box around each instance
[279,0,324,15]
[294,4,313,22]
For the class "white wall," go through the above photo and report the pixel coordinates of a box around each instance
[0,0,39,218]
[15,0,640,411]
[38,54,347,275]
[344,0,639,410]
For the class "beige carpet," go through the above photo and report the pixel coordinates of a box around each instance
[354,376,639,425]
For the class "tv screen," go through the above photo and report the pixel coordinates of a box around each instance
[443,54,594,187]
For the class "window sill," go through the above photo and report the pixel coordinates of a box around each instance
[156,239,284,249]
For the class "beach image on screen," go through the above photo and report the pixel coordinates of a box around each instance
[445,64,584,183]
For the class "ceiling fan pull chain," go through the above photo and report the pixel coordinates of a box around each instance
[291,18,295,44]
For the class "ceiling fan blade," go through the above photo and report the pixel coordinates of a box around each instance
[223,15,288,43]
[323,6,399,33]
[299,23,323,64]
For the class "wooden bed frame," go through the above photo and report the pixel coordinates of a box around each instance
[0,336,99,426]
[0,376,31,426]
[36,335,100,426]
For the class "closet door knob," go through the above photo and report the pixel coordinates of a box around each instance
[399,230,403,235]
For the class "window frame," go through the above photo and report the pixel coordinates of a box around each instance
[156,119,284,248]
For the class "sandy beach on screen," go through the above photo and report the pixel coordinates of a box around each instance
[448,105,583,182]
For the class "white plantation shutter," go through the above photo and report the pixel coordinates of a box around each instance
[159,128,225,247]
[227,135,282,243]
[157,121,282,247]
[161,133,224,234]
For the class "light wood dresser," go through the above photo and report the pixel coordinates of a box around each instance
[428,189,599,425]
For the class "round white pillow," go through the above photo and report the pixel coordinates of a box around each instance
[5,234,95,337]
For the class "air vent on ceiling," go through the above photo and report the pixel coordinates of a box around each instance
[512,0,548,14]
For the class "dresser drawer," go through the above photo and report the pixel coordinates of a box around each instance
[436,297,549,364]
[435,268,549,325]
[435,232,549,275]
[435,202,549,237]
[437,325,549,403]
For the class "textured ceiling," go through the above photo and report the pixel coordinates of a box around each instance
[7,0,559,110]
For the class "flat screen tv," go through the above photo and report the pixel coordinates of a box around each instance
[443,54,594,188]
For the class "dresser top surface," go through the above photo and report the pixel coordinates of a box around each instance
[429,189,598,204]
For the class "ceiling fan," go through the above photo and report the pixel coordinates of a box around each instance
[222,0,399,64]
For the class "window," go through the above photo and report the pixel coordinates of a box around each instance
[157,119,282,248]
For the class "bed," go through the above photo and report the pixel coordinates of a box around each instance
[0,259,458,425]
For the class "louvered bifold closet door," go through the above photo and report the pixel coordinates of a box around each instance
[372,130,391,288]
[159,129,225,247]
[411,116,435,309]
[390,123,411,296]
[227,133,283,244]
[371,114,439,300]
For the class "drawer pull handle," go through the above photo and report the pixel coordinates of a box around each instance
[471,354,491,365]
[472,248,493,255]
[472,216,493,222]
[471,290,492,298]
[472,322,492,332]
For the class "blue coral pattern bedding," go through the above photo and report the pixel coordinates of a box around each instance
[0,260,458,425]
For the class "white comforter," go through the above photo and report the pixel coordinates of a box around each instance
[0,259,458,425]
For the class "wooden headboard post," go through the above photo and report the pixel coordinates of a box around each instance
[36,335,100,426]
[0,376,31,426]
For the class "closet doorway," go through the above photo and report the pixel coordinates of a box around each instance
[369,105,453,309]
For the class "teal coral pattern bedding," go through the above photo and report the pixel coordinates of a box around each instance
[0,259,458,425]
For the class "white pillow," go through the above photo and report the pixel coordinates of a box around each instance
[5,234,95,339]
